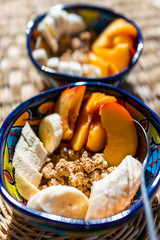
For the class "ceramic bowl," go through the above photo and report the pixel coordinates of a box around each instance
[26,4,143,87]
[0,82,159,237]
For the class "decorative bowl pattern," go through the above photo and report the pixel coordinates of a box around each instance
[0,82,159,236]
[26,4,143,87]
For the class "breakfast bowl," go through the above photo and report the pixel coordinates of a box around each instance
[26,4,143,87]
[0,82,159,237]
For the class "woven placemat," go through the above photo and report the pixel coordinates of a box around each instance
[0,0,160,239]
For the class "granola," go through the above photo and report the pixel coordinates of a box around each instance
[40,143,115,197]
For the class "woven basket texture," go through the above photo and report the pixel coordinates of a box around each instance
[0,0,160,239]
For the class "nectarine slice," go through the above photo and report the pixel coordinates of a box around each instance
[88,52,119,77]
[86,92,117,113]
[86,113,106,152]
[55,85,86,141]
[71,102,92,151]
[92,18,137,51]
[99,102,138,166]
[71,93,117,151]
[113,34,134,48]
[94,43,131,71]
[88,52,110,77]
[102,18,138,38]
[92,34,113,51]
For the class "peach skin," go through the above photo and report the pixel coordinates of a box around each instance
[55,85,86,141]
[99,102,138,166]
[71,93,117,151]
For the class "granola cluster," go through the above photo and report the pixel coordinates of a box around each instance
[40,143,116,197]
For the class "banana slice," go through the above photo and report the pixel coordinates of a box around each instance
[15,171,39,200]
[38,113,63,153]
[27,191,43,210]
[86,155,142,220]
[15,135,29,151]
[13,151,42,187]
[38,17,58,53]
[28,185,89,219]
[58,61,82,76]
[22,122,47,161]
[15,135,44,171]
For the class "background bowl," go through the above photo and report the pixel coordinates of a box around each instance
[26,4,143,88]
[0,82,159,237]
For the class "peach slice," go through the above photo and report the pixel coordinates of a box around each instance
[86,113,106,152]
[55,85,86,141]
[88,52,119,77]
[99,102,138,166]
[94,43,131,71]
[113,34,134,48]
[92,34,113,51]
[88,52,109,77]
[92,18,137,51]
[71,93,117,151]
[102,18,138,38]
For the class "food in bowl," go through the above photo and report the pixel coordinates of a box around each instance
[31,8,138,78]
[12,85,142,220]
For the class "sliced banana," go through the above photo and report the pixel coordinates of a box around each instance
[38,113,63,153]
[27,191,43,210]
[15,135,44,171]
[15,135,29,151]
[32,48,48,66]
[15,171,39,201]
[22,122,47,161]
[85,155,142,220]
[13,151,42,187]
[28,185,89,219]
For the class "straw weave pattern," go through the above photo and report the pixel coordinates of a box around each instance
[0,0,159,239]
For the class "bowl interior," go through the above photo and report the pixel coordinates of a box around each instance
[1,82,159,234]
[27,4,143,86]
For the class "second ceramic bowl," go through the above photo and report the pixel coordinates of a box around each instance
[26,4,143,87]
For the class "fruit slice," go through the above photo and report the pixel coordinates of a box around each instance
[88,52,110,77]
[86,92,117,113]
[71,93,117,151]
[15,135,45,171]
[13,151,42,187]
[22,122,47,161]
[99,102,138,166]
[104,18,138,38]
[37,185,89,219]
[39,113,63,153]
[27,191,43,210]
[113,34,134,48]
[92,18,137,51]
[15,171,39,200]
[94,43,131,71]
[55,85,86,141]
[86,112,106,152]
[92,33,113,51]
[85,155,142,220]
[88,52,119,77]
[71,101,91,151]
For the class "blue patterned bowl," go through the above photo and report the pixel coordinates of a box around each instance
[0,82,159,237]
[26,4,143,87]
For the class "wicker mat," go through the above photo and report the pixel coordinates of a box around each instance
[0,0,160,239]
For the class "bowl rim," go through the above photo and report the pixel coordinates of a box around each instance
[0,81,159,232]
[26,3,143,85]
